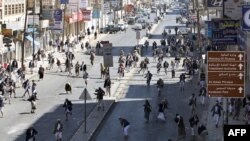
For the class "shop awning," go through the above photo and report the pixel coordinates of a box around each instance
[25,36,40,46]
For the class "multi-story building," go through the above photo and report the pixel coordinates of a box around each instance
[0,0,26,65]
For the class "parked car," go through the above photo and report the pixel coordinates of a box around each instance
[101,24,120,33]
[100,25,108,34]
[132,23,142,30]
[178,27,191,35]
[127,17,136,25]
[118,23,128,31]
[136,18,147,29]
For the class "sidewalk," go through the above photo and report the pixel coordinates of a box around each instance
[203,65,249,141]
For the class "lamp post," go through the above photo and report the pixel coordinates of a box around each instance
[32,0,35,61]
[21,0,28,70]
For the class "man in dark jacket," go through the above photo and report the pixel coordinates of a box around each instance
[11,59,18,70]
[211,101,223,128]
[26,127,38,141]
[119,117,130,138]
[104,76,111,97]
[95,87,105,111]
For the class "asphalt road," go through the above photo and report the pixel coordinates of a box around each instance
[93,9,209,141]
[0,13,156,141]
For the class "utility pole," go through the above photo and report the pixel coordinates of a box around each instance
[195,0,201,53]
[22,0,28,70]
[62,3,67,45]
[77,3,79,42]
[32,0,35,61]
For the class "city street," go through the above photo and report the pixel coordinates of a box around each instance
[1,1,250,141]
[93,8,209,141]
[0,14,155,141]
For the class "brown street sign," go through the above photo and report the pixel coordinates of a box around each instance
[207,72,244,85]
[207,62,244,71]
[207,85,244,98]
[207,52,244,61]
[207,51,245,98]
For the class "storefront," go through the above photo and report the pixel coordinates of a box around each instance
[238,29,250,80]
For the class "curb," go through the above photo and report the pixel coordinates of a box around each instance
[69,100,116,141]
[88,101,116,141]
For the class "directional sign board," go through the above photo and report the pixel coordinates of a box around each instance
[207,51,245,98]
[103,43,113,67]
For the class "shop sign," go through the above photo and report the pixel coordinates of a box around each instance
[211,19,240,45]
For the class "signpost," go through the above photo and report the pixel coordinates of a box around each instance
[79,88,90,133]
[102,43,113,67]
[207,51,245,98]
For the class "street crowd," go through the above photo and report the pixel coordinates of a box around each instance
[1,10,250,141]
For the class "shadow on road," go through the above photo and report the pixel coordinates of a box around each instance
[14,103,96,141]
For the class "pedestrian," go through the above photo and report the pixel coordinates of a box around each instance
[90,51,95,66]
[174,114,186,139]
[94,31,97,39]
[64,82,72,94]
[63,99,73,121]
[9,78,16,98]
[104,75,111,97]
[197,123,208,141]
[189,93,197,115]
[56,58,63,72]
[53,119,63,141]
[244,102,250,124]
[0,95,4,118]
[118,117,130,138]
[100,63,105,78]
[156,61,162,74]
[75,61,80,77]
[233,98,242,120]
[163,61,169,74]
[96,41,101,55]
[83,71,89,86]
[143,100,152,123]
[156,78,164,96]
[38,65,45,80]
[145,71,153,86]
[31,80,37,94]
[179,73,185,91]
[28,92,38,113]
[199,86,206,105]
[25,127,38,141]
[189,113,199,136]
[22,79,31,97]
[157,100,167,122]
[95,87,105,111]
[82,62,87,73]
[211,100,223,128]
[28,60,35,74]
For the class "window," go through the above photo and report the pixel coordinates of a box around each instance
[4,5,7,15]
[21,4,24,13]
[19,4,21,13]
[15,4,18,14]
[12,4,15,14]
[8,5,11,15]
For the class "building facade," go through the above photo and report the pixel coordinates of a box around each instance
[0,0,26,65]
